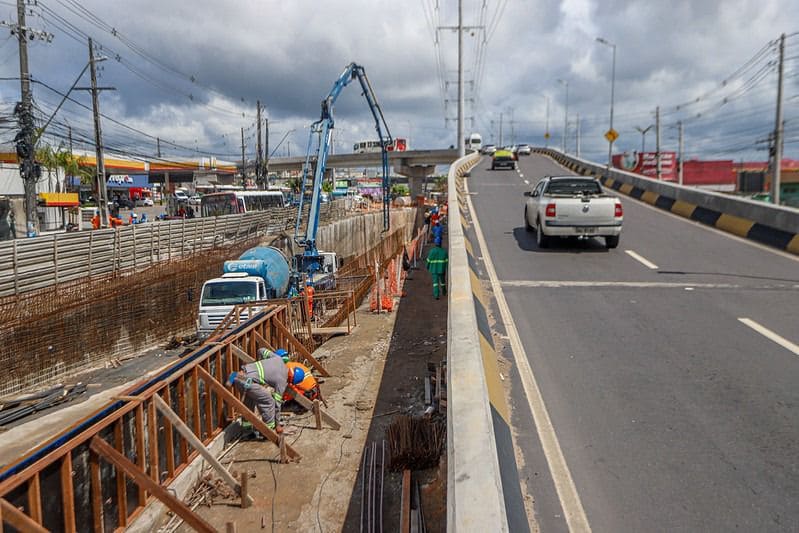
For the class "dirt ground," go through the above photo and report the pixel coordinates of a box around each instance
[171,239,448,533]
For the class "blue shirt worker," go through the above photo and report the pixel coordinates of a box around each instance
[431,221,444,246]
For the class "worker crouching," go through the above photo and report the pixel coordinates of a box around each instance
[228,356,306,435]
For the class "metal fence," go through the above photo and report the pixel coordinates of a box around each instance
[0,200,347,298]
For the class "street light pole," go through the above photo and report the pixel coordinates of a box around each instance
[635,125,653,152]
[557,79,569,153]
[596,37,616,167]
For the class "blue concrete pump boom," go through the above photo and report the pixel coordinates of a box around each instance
[294,62,392,280]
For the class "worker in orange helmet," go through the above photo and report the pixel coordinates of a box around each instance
[283,361,325,405]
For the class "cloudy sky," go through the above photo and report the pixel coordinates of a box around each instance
[0,0,797,164]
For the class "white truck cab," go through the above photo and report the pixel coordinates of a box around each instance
[197,273,267,340]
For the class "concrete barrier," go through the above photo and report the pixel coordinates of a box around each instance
[446,152,510,532]
[534,148,799,255]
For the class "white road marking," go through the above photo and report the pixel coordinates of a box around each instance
[464,178,592,532]
[501,280,742,289]
[738,318,799,357]
[524,179,530,185]
[625,250,659,270]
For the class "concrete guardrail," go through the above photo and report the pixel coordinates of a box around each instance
[446,151,510,532]
[534,148,799,255]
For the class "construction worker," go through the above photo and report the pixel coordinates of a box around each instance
[256,347,289,362]
[425,240,448,300]
[91,210,100,230]
[304,280,315,317]
[283,361,322,402]
[431,220,444,246]
[228,356,304,433]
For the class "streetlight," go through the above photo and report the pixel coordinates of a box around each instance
[634,125,653,152]
[596,36,616,166]
[557,79,569,153]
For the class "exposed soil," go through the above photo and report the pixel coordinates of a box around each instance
[172,238,448,532]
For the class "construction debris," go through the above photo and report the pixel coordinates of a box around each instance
[386,415,445,472]
[0,382,87,426]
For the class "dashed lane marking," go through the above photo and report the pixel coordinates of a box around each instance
[501,280,743,289]
[625,250,659,270]
[465,178,592,533]
[738,318,799,357]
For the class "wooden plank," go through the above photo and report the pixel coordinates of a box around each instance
[134,404,147,506]
[230,344,254,365]
[177,375,188,463]
[273,319,330,377]
[240,471,250,509]
[202,360,214,438]
[313,400,322,430]
[162,388,175,479]
[191,367,201,438]
[400,469,411,533]
[215,354,226,426]
[196,367,300,460]
[60,453,76,533]
[0,498,48,533]
[152,395,252,505]
[89,451,103,533]
[89,437,215,533]
[27,473,42,525]
[147,399,160,484]
[113,420,127,527]
[286,388,340,430]
[253,330,274,352]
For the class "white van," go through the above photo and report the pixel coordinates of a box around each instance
[466,133,482,152]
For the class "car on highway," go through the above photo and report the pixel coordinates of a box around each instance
[481,144,497,155]
[136,197,154,207]
[517,144,532,155]
[524,176,623,248]
[188,195,202,205]
[491,149,517,170]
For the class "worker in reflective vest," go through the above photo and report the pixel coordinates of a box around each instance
[425,241,448,300]
[229,356,292,433]
[283,361,322,403]
[305,280,315,317]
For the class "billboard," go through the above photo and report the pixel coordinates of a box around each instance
[613,151,677,181]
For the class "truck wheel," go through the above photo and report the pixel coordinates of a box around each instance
[524,209,533,232]
[605,235,620,249]
[536,219,549,248]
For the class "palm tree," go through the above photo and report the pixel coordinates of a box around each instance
[36,144,92,192]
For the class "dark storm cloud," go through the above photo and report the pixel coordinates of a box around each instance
[0,0,796,160]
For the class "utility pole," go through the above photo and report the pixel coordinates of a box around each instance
[457,0,464,157]
[156,137,161,158]
[240,127,246,187]
[83,38,114,227]
[655,106,662,180]
[772,33,785,205]
[509,108,515,145]
[14,0,36,236]
[545,96,550,148]
[499,112,504,147]
[264,117,269,185]
[575,113,581,157]
[678,120,684,186]
[558,79,569,153]
[256,100,263,187]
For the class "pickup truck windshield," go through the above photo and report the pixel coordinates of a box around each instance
[546,179,602,195]
[201,281,258,306]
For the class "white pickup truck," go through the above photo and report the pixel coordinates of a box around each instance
[523,176,623,249]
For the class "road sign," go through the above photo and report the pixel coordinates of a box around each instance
[544,132,550,139]
[604,129,619,143]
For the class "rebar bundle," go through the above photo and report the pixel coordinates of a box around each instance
[386,415,445,472]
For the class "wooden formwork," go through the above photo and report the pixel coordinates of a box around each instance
[0,304,309,532]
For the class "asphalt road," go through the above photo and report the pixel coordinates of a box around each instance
[467,153,799,532]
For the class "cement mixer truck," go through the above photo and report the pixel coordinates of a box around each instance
[196,246,337,340]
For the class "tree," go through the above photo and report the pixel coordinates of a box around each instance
[390,183,409,197]
[36,144,92,191]
[322,181,334,193]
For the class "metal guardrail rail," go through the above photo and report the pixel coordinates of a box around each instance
[0,302,318,532]
[0,200,348,298]
[446,152,510,532]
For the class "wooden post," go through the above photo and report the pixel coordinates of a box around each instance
[273,319,329,377]
[114,419,127,527]
[313,399,322,430]
[152,395,252,505]
[286,388,340,430]
[279,435,288,464]
[27,474,42,525]
[226,522,237,533]
[162,388,176,479]
[134,404,147,506]
[147,399,160,484]
[89,437,215,533]
[240,471,250,509]
[60,453,76,533]
[89,451,103,532]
